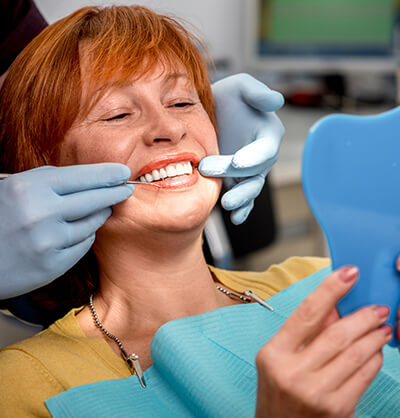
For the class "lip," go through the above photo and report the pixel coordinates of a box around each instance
[135,152,200,179]
[138,169,199,190]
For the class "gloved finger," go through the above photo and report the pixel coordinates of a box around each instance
[237,74,284,112]
[230,200,254,226]
[62,208,112,248]
[232,136,280,171]
[42,163,131,195]
[61,184,133,221]
[200,154,269,178]
[56,233,96,275]
[23,165,56,173]
[221,175,265,211]
[198,155,235,177]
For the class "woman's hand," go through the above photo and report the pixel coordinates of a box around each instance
[0,164,133,299]
[255,266,391,418]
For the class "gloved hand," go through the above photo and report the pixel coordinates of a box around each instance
[199,73,285,225]
[0,164,133,299]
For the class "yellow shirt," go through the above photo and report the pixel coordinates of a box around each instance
[0,256,330,417]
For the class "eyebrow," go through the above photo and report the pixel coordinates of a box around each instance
[162,72,190,85]
[165,72,187,80]
[89,71,192,108]
[162,72,193,93]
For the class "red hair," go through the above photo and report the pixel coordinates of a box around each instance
[0,5,216,323]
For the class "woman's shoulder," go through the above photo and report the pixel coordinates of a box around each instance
[0,308,84,387]
[0,324,65,417]
[0,306,130,413]
[210,256,331,300]
[1,306,86,360]
[267,256,331,276]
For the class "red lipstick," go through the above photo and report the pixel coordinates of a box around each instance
[135,152,199,179]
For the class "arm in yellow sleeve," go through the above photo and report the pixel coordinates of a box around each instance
[0,347,64,417]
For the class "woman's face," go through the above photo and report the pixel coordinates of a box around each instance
[59,63,221,234]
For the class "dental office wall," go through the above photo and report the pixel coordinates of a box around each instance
[34,1,397,270]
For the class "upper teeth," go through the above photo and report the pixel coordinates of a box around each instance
[138,162,193,183]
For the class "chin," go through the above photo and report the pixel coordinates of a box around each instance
[154,199,213,232]
[108,176,222,235]
[144,177,221,233]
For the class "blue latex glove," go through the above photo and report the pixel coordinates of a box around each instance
[199,73,285,225]
[0,164,133,299]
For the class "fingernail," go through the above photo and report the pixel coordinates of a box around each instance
[396,256,400,272]
[373,305,390,319]
[338,266,359,283]
[381,324,392,337]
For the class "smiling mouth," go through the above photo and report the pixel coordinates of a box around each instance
[136,161,194,183]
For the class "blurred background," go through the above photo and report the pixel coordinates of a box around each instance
[35,0,400,271]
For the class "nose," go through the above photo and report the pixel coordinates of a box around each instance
[142,105,186,146]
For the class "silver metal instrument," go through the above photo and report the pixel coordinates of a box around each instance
[0,173,162,188]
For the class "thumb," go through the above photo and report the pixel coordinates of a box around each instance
[237,74,284,112]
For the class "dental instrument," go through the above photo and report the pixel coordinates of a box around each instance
[0,173,162,188]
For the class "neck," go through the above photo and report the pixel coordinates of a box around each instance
[88,226,230,339]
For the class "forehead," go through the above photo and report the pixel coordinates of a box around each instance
[78,43,195,109]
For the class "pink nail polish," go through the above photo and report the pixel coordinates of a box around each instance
[381,324,392,337]
[373,305,390,319]
[396,256,400,272]
[338,266,359,283]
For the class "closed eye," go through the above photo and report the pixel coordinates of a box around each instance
[104,113,130,121]
[173,102,195,108]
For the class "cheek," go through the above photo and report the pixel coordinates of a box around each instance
[58,135,79,165]
[208,134,219,155]
[194,115,219,156]
[59,127,136,166]
[59,127,104,165]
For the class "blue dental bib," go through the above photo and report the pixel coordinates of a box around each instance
[46,267,400,417]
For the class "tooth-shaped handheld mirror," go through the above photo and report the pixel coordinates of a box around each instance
[302,107,400,347]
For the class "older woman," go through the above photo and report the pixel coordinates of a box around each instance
[0,5,390,417]
[0,2,285,303]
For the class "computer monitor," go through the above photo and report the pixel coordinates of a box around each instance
[245,0,398,74]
